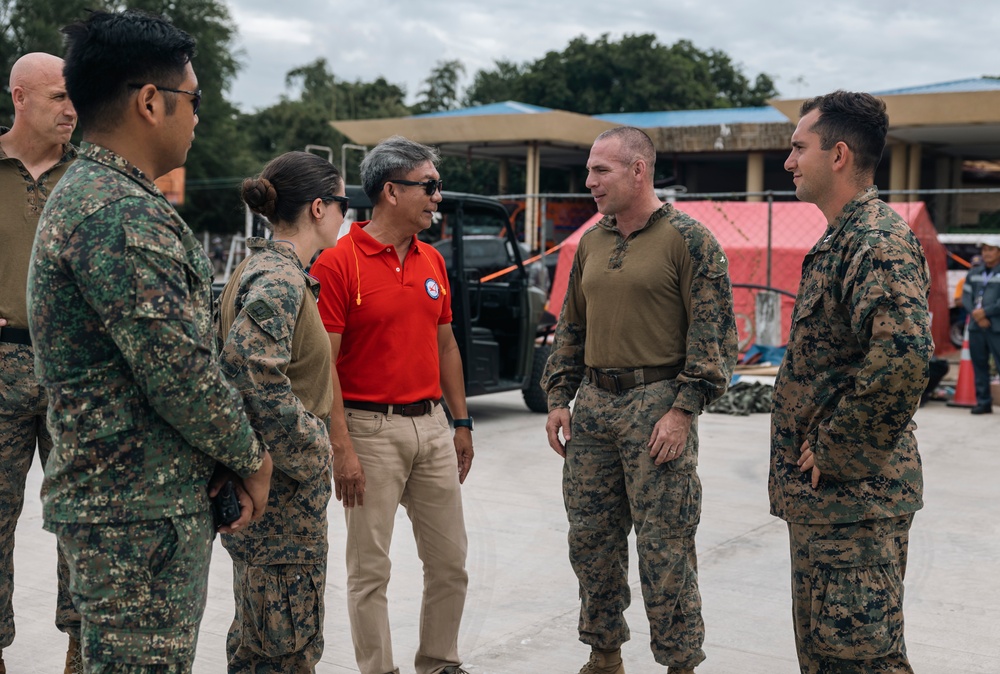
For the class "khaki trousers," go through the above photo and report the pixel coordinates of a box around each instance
[344,404,468,674]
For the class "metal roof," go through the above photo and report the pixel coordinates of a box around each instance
[873,77,1000,96]
[411,101,552,119]
[595,106,790,128]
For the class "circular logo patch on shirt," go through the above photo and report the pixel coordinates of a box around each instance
[425,278,441,299]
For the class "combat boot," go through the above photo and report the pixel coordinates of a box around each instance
[64,636,83,674]
[579,647,625,674]
[666,668,695,674]
[0,649,6,674]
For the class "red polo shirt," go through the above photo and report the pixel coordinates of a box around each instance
[313,221,452,403]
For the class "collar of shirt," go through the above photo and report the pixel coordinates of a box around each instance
[0,126,78,167]
[79,141,159,197]
[597,203,672,236]
[825,185,879,240]
[348,220,419,257]
[246,236,320,297]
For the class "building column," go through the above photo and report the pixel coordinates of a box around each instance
[498,158,509,195]
[746,152,764,202]
[907,143,922,203]
[525,142,541,252]
[888,143,907,202]
[934,155,954,231]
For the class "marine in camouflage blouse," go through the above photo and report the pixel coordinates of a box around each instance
[770,186,932,524]
[216,237,333,563]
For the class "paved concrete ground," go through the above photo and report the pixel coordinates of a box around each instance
[6,390,999,673]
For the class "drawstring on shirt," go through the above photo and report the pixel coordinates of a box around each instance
[348,233,446,306]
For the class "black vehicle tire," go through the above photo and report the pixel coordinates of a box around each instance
[522,343,551,413]
[950,318,966,348]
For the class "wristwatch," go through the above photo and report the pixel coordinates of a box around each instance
[453,417,474,431]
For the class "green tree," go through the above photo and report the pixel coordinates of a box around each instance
[0,0,255,232]
[412,59,466,114]
[462,59,524,107]
[239,57,409,184]
[465,33,779,114]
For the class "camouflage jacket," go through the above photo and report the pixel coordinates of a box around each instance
[27,143,263,525]
[217,238,332,564]
[542,204,738,413]
[770,187,931,524]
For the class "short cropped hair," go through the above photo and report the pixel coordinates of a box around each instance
[800,91,888,177]
[62,9,196,133]
[360,135,440,204]
[594,126,656,181]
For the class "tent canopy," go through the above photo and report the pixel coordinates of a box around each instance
[548,200,952,355]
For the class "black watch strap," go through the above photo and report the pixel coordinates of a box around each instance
[453,417,474,431]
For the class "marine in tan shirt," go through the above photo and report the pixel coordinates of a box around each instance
[0,52,81,673]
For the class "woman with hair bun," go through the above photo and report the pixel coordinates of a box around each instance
[215,150,347,672]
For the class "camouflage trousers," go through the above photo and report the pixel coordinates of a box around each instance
[0,341,79,648]
[226,559,326,673]
[51,512,214,673]
[564,377,706,670]
[788,514,915,674]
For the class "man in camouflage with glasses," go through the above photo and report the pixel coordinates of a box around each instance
[27,10,272,672]
[772,90,931,674]
[543,126,737,674]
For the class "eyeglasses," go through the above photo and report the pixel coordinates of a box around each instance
[387,178,443,196]
[128,83,202,116]
[320,194,350,217]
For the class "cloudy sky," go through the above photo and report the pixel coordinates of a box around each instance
[223,0,1000,113]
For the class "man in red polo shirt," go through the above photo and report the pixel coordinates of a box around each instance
[312,135,473,674]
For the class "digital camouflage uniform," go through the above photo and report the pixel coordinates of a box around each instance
[217,238,333,673]
[542,205,737,670]
[27,143,264,673]
[0,130,80,650]
[770,187,931,674]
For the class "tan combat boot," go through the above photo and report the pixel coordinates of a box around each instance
[64,636,83,674]
[579,647,625,674]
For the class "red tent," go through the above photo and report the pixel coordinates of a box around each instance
[547,200,952,356]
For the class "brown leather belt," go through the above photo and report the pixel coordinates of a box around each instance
[343,399,436,416]
[0,326,31,346]
[587,365,682,395]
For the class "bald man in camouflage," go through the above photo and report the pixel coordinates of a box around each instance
[543,126,737,674]
[0,52,81,674]
[772,90,931,674]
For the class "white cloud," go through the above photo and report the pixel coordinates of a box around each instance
[223,0,1000,111]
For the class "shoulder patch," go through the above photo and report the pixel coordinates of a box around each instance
[245,299,275,323]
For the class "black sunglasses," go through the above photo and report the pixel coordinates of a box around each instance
[128,83,202,116]
[320,194,350,217]
[387,178,443,196]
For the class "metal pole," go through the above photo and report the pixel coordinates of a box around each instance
[766,191,773,289]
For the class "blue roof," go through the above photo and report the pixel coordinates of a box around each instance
[411,101,552,119]
[873,77,1000,96]
[594,106,790,128]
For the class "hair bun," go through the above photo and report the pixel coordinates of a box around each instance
[241,177,278,220]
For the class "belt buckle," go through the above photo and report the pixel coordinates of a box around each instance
[608,373,622,395]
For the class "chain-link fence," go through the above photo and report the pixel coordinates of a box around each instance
[500,188,1000,353]
[198,187,999,351]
